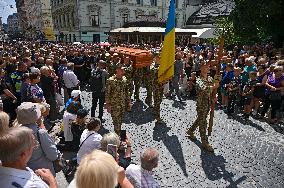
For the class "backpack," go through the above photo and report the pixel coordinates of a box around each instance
[89,69,103,92]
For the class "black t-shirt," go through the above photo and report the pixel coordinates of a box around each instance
[40,75,54,98]
[0,79,8,96]
[70,122,85,152]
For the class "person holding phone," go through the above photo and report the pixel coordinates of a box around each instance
[101,132,132,170]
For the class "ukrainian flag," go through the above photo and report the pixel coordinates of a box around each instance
[158,0,175,83]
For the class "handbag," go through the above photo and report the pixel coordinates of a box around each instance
[36,129,65,173]
[269,91,281,101]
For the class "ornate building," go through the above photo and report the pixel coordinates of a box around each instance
[51,0,186,42]
[15,0,54,40]
[7,13,20,34]
[185,0,234,28]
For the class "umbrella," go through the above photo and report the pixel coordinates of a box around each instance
[99,42,111,46]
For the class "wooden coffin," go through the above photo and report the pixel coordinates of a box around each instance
[110,47,152,68]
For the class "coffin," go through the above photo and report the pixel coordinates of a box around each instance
[110,47,152,68]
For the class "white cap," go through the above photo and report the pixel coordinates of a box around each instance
[71,90,81,98]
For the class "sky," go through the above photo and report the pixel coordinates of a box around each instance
[0,0,17,24]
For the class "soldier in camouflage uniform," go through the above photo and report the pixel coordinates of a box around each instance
[144,66,154,108]
[107,53,120,77]
[152,57,164,123]
[105,65,127,135]
[186,61,219,152]
[133,67,144,102]
[123,56,133,111]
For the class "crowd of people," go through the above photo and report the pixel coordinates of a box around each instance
[0,39,283,187]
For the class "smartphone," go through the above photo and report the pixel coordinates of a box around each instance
[107,144,117,159]
[120,130,127,141]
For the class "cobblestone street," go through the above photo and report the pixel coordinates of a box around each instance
[56,89,284,188]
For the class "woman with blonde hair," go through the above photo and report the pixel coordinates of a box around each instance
[68,150,133,188]
[0,111,10,133]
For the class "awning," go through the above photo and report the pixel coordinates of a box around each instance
[108,27,217,38]
[189,28,216,39]
[109,27,197,35]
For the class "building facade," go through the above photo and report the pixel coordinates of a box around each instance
[7,13,20,34]
[185,0,234,28]
[51,0,186,42]
[15,0,55,40]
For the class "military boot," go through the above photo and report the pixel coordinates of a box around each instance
[202,142,214,152]
[186,129,197,141]
[156,117,164,124]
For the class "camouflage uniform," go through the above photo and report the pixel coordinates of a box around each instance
[106,75,127,134]
[133,68,144,101]
[124,64,134,111]
[107,61,118,77]
[152,65,164,121]
[187,76,213,145]
[144,67,153,107]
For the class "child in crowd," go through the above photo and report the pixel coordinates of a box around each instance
[227,67,242,115]
[188,72,197,97]
[180,73,189,98]
[242,71,258,119]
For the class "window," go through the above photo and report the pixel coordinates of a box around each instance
[122,13,129,25]
[176,0,178,8]
[136,0,140,4]
[122,0,128,2]
[186,0,190,6]
[91,13,99,26]
[150,0,157,6]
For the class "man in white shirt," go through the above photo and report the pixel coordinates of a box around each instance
[0,127,57,188]
[126,148,160,188]
[63,63,80,98]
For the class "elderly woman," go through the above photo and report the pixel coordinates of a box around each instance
[0,126,57,188]
[68,150,133,188]
[16,102,59,176]
[101,132,132,170]
[0,111,10,133]
[261,66,284,123]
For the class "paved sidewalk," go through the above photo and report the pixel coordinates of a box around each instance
[56,89,284,188]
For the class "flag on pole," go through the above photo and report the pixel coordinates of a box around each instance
[158,0,175,83]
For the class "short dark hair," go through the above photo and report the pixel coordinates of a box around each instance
[86,117,101,131]
[77,108,88,119]
[29,72,40,80]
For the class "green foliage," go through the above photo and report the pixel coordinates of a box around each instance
[209,17,240,46]
[210,0,284,47]
[230,0,284,47]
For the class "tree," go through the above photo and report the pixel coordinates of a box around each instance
[211,17,240,46]
[230,0,284,47]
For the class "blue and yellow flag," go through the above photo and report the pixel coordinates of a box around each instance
[158,0,175,83]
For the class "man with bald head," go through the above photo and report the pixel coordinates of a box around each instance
[126,148,160,188]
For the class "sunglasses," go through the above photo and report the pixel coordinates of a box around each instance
[274,69,282,72]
